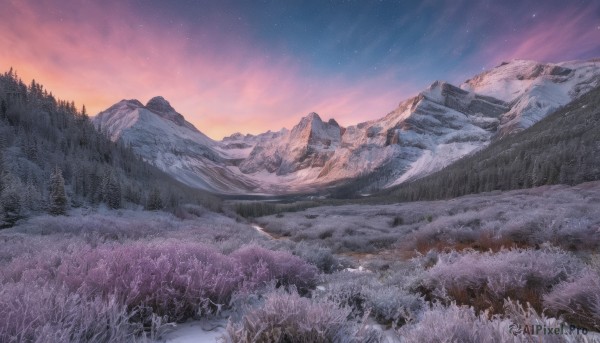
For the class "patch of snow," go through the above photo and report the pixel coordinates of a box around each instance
[159,319,228,343]
[387,142,483,187]
[345,265,370,273]
[251,224,272,238]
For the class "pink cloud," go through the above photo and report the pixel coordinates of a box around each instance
[0,0,412,139]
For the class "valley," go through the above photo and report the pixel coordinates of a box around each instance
[2,54,600,343]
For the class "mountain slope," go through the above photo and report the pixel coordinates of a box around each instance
[93,97,260,193]
[461,59,600,137]
[240,112,343,175]
[380,83,600,201]
[319,81,509,187]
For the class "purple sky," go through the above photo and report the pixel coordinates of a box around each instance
[1,0,599,138]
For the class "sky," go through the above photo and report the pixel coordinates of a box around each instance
[1,0,599,139]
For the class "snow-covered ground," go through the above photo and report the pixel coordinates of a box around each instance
[159,319,228,343]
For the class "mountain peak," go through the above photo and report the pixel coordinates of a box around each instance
[118,99,144,107]
[305,112,322,122]
[421,80,455,103]
[146,96,175,114]
[427,80,446,89]
[141,96,199,131]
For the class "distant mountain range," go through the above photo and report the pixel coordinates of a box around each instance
[93,59,600,195]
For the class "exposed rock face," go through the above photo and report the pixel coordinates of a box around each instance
[145,96,199,131]
[239,112,343,175]
[461,59,600,137]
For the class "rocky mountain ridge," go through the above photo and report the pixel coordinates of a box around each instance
[92,58,600,194]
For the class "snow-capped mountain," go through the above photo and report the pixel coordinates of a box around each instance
[93,97,259,193]
[240,113,343,175]
[93,58,600,195]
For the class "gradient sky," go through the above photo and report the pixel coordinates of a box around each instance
[1,0,599,139]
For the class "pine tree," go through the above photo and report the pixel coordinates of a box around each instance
[23,181,41,212]
[0,99,6,119]
[49,167,67,215]
[0,172,23,226]
[102,172,121,209]
[146,188,163,211]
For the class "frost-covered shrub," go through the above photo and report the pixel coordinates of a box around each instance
[226,287,381,343]
[419,247,584,313]
[397,302,571,343]
[0,239,319,341]
[362,285,424,326]
[321,272,372,318]
[289,242,344,273]
[320,271,424,327]
[544,272,600,331]
[11,211,264,252]
[0,283,147,343]
[261,239,345,274]
[230,245,318,292]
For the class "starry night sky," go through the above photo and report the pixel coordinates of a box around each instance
[1,0,599,138]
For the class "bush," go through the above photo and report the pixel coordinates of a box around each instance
[0,283,147,343]
[544,272,600,331]
[397,301,570,343]
[418,247,585,314]
[226,288,381,343]
[289,242,343,274]
[362,285,423,326]
[320,271,424,327]
[230,245,319,293]
[0,240,319,341]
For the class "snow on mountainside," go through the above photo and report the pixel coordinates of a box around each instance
[318,81,510,187]
[461,59,600,137]
[93,97,260,193]
[239,113,343,175]
[92,58,600,195]
[219,129,288,160]
[234,81,510,191]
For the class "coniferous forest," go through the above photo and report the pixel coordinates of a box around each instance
[0,69,219,227]
[382,84,600,202]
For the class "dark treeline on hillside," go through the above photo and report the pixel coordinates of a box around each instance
[0,69,219,226]
[381,85,600,202]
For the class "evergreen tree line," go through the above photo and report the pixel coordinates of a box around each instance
[379,85,600,202]
[0,69,220,227]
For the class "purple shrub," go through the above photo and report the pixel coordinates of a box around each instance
[419,247,584,313]
[226,287,381,343]
[0,238,319,341]
[0,283,141,343]
[543,272,600,330]
[230,245,319,292]
[397,302,570,343]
